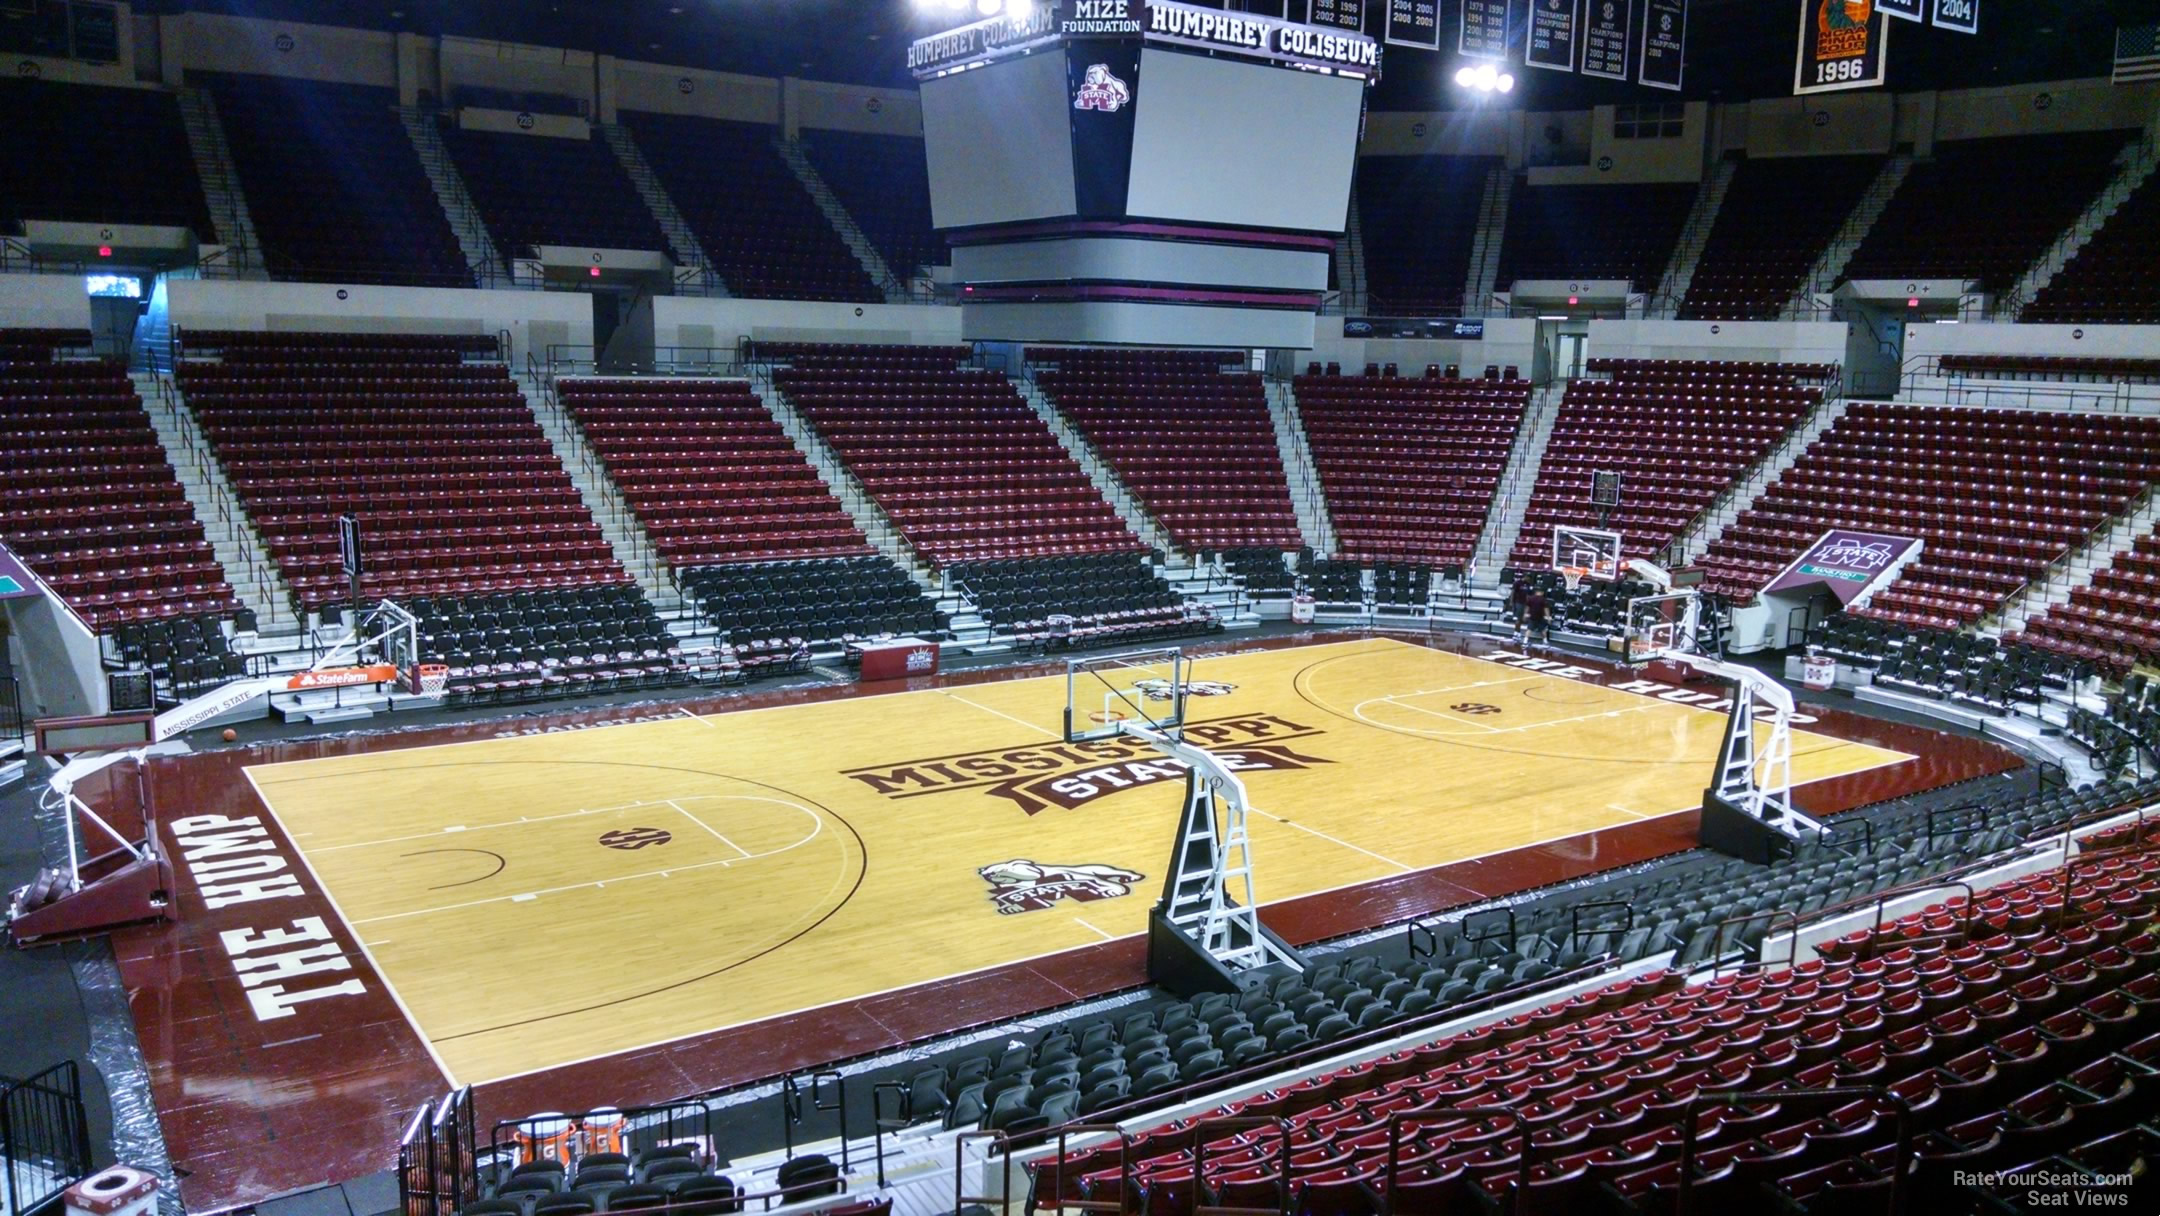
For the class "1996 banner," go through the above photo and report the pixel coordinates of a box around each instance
[1794,0,1889,95]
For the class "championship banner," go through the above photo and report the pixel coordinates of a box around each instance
[1461,0,1511,58]
[1761,530,1920,606]
[1795,0,1889,95]
[1639,0,1686,90]
[1581,0,1632,80]
[1932,0,1975,34]
[1526,0,1580,71]
[1308,0,1366,32]
[1384,0,1441,49]
[1876,0,1922,21]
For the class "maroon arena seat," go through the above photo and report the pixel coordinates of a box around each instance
[1505,360,1827,572]
[769,346,1142,568]
[1842,131,2134,292]
[1698,403,2160,628]
[1033,348,1303,554]
[1678,155,1882,321]
[1296,372,1531,567]
[0,330,238,630]
[558,378,874,570]
[621,112,881,303]
[1495,182,1697,291]
[173,332,628,613]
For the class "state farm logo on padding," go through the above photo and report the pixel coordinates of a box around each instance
[1073,64,1131,112]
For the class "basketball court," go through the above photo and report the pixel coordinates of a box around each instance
[243,636,1909,1087]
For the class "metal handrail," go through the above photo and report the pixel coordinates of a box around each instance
[1678,1087,1909,1216]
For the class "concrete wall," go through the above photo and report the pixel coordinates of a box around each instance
[7,0,139,87]
[0,274,94,332]
[1904,322,2160,362]
[1587,319,1847,366]
[786,77,923,138]
[1735,92,1897,159]
[653,297,962,352]
[1310,316,1538,377]
[167,279,593,366]
[438,35,594,113]
[167,12,397,88]
[1527,102,1708,185]
[611,59,779,124]
[1933,78,2158,144]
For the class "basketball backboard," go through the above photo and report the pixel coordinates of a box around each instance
[1551,524,1623,582]
[1624,590,1702,665]
[1064,647,1188,742]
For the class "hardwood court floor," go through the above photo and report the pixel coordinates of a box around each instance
[244,637,1908,1086]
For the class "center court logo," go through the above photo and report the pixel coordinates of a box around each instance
[1073,64,1131,112]
[598,827,673,850]
[842,713,1332,815]
[979,859,1144,914]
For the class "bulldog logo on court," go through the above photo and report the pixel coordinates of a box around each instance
[1130,678,1237,701]
[1073,64,1131,112]
[598,827,673,851]
[980,859,1144,914]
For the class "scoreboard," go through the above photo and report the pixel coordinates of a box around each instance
[912,0,1378,347]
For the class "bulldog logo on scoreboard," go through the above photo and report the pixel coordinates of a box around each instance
[1073,63,1132,112]
[979,859,1145,914]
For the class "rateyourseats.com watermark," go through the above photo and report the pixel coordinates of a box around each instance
[1954,1167,2139,1206]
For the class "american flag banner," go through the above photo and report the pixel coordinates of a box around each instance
[2117,22,2160,85]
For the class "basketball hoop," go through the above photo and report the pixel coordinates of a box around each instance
[1560,566,1589,595]
[414,663,450,696]
[1088,709,1129,726]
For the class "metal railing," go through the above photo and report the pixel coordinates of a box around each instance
[542,344,746,379]
[0,676,19,741]
[2,1062,93,1216]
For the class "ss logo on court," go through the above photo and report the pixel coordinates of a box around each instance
[598,827,673,850]
[1451,703,1502,716]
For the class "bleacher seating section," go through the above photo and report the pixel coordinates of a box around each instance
[0,78,217,239]
[1937,355,2160,384]
[1813,616,2091,717]
[952,554,1212,648]
[1296,374,1529,567]
[557,379,871,569]
[2024,169,2160,323]
[1678,154,1882,321]
[679,557,946,652]
[1029,850,2160,1215]
[1842,132,2134,291]
[1698,403,2160,629]
[1505,360,1827,573]
[1033,349,1303,554]
[1354,156,1494,315]
[622,112,880,302]
[439,123,666,262]
[2014,529,2160,678]
[1216,548,1296,596]
[799,130,942,282]
[174,333,627,613]
[413,586,716,706]
[1494,181,1697,291]
[771,346,1142,568]
[200,74,472,286]
[0,330,238,631]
